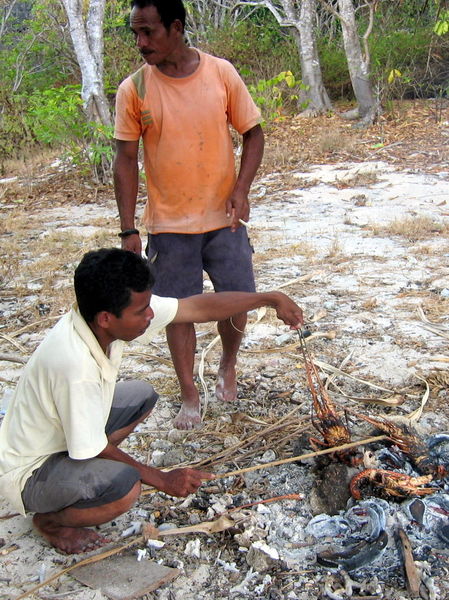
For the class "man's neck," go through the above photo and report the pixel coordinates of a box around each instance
[89,322,113,356]
[156,46,199,78]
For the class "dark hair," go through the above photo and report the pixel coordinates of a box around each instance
[130,0,186,30]
[74,248,154,323]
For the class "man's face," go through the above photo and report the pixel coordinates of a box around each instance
[130,5,181,66]
[108,289,154,342]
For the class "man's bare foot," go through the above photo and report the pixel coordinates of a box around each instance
[173,402,202,430]
[215,364,237,402]
[33,514,110,554]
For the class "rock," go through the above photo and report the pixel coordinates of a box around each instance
[188,513,201,525]
[246,540,279,572]
[167,428,187,443]
[159,449,187,467]
[184,538,201,558]
[260,449,276,463]
[151,439,173,451]
[223,435,240,448]
[309,463,353,515]
[235,525,268,548]
[158,522,178,532]
[150,449,166,467]
[147,538,165,549]
[210,500,228,514]
[276,332,294,345]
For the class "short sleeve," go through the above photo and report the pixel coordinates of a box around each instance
[133,296,178,344]
[220,61,262,135]
[114,78,143,141]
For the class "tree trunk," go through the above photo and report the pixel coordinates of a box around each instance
[60,0,111,126]
[336,0,376,123]
[295,0,332,114]
[249,0,332,115]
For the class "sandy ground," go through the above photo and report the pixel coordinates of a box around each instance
[1,102,449,599]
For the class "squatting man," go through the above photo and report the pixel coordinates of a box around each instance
[0,249,304,554]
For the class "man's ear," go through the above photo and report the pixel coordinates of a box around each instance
[171,19,184,35]
[95,310,114,329]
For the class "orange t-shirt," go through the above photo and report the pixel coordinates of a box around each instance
[114,50,261,234]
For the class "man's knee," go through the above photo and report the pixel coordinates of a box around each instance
[114,380,158,408]
[106,380,159,434]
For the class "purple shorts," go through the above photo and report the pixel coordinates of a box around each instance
[146,226,256,298]
[21,380,157,513]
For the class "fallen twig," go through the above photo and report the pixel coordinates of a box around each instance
[0,353,27,364]
[9,315,61,338]
[0,512,20,520]
[227,493,303,512]
[397,528,421,598]
[277,271,324,290]
[0,334,27,355]
[183,407,307,470]
[215,435,387,480]
[123,350,174,367]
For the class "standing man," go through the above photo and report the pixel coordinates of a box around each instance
[114,0,264,430]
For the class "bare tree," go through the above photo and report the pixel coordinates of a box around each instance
[237,0,332,114]
[296,0,333,114]
[186,0,253,42]
[0,0,19,40]
[60,0,111,126]
[320,0,378,124]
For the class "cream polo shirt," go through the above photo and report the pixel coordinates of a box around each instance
[114,50,261,235]
[0,295,178,514]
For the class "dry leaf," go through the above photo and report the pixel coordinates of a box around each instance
[158,514,239,537]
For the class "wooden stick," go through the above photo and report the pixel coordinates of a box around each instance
[0,334,27,354]
[398,528,421,598]
[227,493,303,512]
[141,435,387,495]
[0,353,27,364]
[212,435,387,480]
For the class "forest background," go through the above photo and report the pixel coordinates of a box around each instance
[1,0,449,183]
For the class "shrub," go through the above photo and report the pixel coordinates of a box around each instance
[25,85,114,182]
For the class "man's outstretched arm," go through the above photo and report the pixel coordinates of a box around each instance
[174,291,304,329]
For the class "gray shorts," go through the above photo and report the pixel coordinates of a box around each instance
[21,380,158,514]
[146,226,256,298]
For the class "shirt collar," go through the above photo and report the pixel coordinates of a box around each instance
[71,303,123,381]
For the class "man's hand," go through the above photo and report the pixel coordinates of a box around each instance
[226,187,250,232]
[154,468,214,497]
[272,292,304,329]
[121,232,142,255]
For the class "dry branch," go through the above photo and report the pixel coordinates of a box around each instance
[0,353,27,364]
